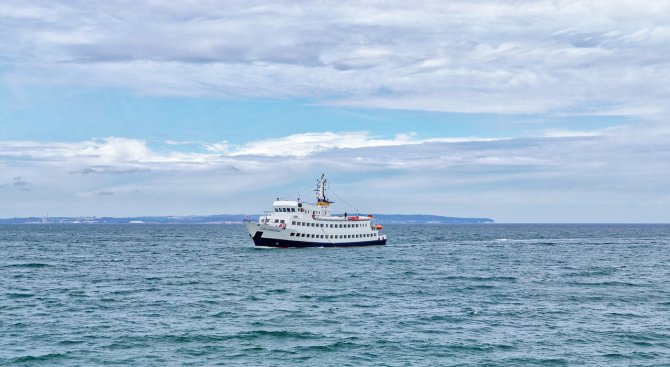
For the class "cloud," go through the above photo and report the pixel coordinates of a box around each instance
[229,131,501,157]
[1,1,669,117]
[0,137,220,166]
[0,126,669,221]
[12,176,27,186]
[69,167,150,175]
[97,191,114,196]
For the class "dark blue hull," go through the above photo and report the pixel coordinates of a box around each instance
[252,235,387,248]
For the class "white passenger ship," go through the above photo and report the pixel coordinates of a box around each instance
[244,174,387,248]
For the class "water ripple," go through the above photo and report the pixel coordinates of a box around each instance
[1,224,669,366]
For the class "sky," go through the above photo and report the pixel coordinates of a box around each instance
[1,0,669,222]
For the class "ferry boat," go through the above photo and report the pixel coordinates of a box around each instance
[244,174,387,248]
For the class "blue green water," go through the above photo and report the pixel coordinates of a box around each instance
[1,224,669,366]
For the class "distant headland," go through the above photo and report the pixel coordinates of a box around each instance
[0,214,494,224]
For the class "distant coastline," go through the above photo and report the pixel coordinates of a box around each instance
[0,214,494,224]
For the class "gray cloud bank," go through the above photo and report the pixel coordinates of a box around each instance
[1,0,669,116]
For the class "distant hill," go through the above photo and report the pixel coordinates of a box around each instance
[0,214,493,224]
[371,214,494,224]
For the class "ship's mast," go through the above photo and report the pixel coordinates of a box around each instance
[315,173,333,207]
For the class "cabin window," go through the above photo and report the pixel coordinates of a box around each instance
[290,233,295,236]
[292,221,296,225]
[280,220,285,224]
[291,208,295,212]
[320,224,324,228]
[274,219,278,223]
[301,233,305,237]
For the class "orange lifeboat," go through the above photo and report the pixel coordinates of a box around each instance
[367,215,373,218]
[375,225,383,230]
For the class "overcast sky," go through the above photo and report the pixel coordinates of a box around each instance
[1,0,669,222]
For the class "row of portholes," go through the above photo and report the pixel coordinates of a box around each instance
[292,221,366,228]
[290,233,375,239]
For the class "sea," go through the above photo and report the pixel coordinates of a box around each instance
[1,224,669,366]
